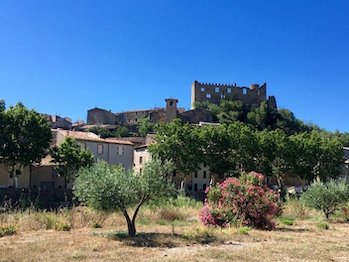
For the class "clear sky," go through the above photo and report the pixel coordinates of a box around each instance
[1,0,348,131]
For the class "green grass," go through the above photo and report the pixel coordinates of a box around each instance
[0,224,17,237]
[278,216,295,226]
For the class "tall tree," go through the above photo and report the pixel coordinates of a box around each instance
[290,130,344,182]
[0,102,52,182]
[149,119,203,175]
[256,129,292,188]
[50,137,94,186]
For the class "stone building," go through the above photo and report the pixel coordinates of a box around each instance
[42,114,72,130]
[191,80,277,109]
[87,107,117,125]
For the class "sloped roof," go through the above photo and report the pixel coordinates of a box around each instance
[56,130,133,145]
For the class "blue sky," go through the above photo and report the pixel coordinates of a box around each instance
[1,0,348,131]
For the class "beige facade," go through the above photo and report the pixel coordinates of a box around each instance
[189,164,212,192]
[0,164,30,188]
[133,146,152,174]
[53,130,135,170]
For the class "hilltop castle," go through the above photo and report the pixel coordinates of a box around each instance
[191,81,277,109]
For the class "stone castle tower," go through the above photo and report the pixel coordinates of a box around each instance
[165,98,178,123]
[191,81,277,109]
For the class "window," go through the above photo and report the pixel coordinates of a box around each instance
[78,142,86,150]
[203,162,207,167]
[194,183,198,191]
[227,88,231,93]
[220,94,224,99]
[139,168,142,174]
[117,146,124,155]
[203,171,207,179]
[215,87,219,93]
[258,89,261,95]
[243,88,247,95]
[139,156,143,164]
[203,184,207,190]
[97,144,103,154]
[206,93,211,99]
[194,171,198,178]
[201,87,205,92]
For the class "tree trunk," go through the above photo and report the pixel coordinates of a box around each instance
[123,210,136,237]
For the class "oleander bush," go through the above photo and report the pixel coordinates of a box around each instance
[200,172,281,230]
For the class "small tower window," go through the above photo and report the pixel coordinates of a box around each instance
[243,88,247,95]
[215,87,220,93]
[201,87,205,92]
[227,88,231,93]
[206,94,211,99]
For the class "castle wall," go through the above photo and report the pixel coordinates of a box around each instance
[87,108,116,125]
[191,81,267,109]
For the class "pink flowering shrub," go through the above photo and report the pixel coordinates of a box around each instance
[199,172,281,230]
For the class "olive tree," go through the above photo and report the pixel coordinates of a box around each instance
[73,159,175,237]
[301,180,349,219]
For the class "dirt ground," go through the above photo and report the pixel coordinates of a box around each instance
[0,221,348,262]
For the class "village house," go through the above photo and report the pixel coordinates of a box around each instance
[0,129,135,189]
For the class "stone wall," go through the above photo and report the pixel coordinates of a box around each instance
[191,80,268,109]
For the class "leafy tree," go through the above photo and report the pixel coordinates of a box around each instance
[112,126,130,137]
[138,118,154,137]
[199,122,257,176]
[301,180,349,219]
[0,102,52,181]
[149,119,204,175]
[256,129,292,188]
[290,131,344,182]
[50,137,94,186]
[88,126,111,138]
[74,159,175,237]
[199,124,235,176]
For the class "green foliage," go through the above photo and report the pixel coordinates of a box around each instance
[0,102,51,177]
[113,126,130,137]
[0,225,17,237]
[256,129,292,187]
[237,226,250,235]
[290,131,344,182]
[88,126,112,138]
[196,99,314,135]
[278,216,295,226]
[149,119,204,175]
[88,126,130,138]
[301,180,349,219]
[316,221,329,230]
[50,137,94,185]
[74,159,175,236]
[138,118,154,137]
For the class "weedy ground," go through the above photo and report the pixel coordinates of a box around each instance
[0,199,348,262]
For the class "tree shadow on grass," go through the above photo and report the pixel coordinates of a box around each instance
[276,227,311,233]
[103,231,219,248]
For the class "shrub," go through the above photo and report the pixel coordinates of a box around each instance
[200,172,280,230]
[301,180,349,219]
[316,221,329,230]
[278,216,295,226]
[0,225,17,237]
